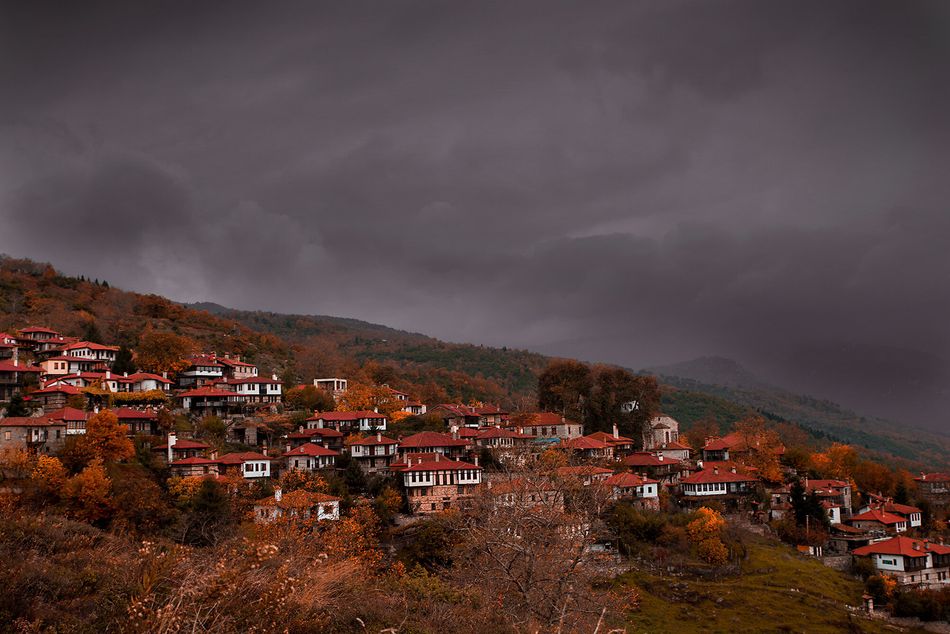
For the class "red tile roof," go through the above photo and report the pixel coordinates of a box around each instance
[853,536,950,558]
[178,387,237,398]
[606,472,658,487]
[681,468,757,484]
[585,431,634,445]
[287,427,344,440]
[399,431,468,448]
[849,509,907,526]
[0,416,63,427]
[559,436,610,450]
[155,438,211,450]
[170,456,219,465]
[514,412,579,427]
[349,434,398,446]
[283,444,339,457]
[110,407,158,420]
[217,451,271,464]
[622,452,676,467]
[399,456,480,473]
[915,472,950,483]
[308,410,386,421]
[62,341,119,352]
[45,407,89,421]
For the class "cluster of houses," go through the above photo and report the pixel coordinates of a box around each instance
[2,325,949,587]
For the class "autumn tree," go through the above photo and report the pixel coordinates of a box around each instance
[337,382,398,417]
[284,384,335,412]
[810,443,859,480]
[85,410,135,463]
[31,455,68,501]
[687,507,729,565]
[732,415,784,482]
[686,416,720,452]
[537,359,592,423]
[135,329,195,374]
[64,458,114,523]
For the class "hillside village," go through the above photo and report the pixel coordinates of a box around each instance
[1,262,949,632]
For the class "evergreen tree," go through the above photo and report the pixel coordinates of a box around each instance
[82,320,103,343]
[111,346,136,375]
[6,393,30,417]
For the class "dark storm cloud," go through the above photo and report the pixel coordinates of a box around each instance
[2,0,949,429]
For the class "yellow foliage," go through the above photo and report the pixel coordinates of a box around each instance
[696,537,730,565]
[321,505,382,568]
[687,507,726,542]
[167,476,207,504]
[31,455,67,493]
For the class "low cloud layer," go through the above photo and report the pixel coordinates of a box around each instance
[2,1,949,429]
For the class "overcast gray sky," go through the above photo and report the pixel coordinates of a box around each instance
[2,1,949,430]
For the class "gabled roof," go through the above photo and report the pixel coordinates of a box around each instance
[287,427,344,440]
[512,412,579,428]
[217,451,271,464]
[399,455,480,473]
[849,509,907,526]
[349,434,398,446]
[31,384,83,395]
[0,361,42,373]
[62,341,119,352]
[559,436,610,450]
[606,472,658,487]
[657,440,691,451]
[308,410,386,421]
[283,443,339,457]
[882,502,922,516]
[399,431,468,448]
[853,536,950,558]
[585,431,634,445]
[0,415,63,427]
[915,472,950,483]
[680,468,757,485]
[19,326,60,334]
[805,479,850,491]
[622,452,674,467]
[45,407,89,421]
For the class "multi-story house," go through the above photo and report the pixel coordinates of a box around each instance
[506,412,583,440]
[178,356,225,388]
[623,451,690,485]
[0,415,67,455]
[216,451,272,479]
[61,341,119,366]
[915,473,950,507]
[806,479,853,517]
[349,433,399,473]
[398,453,482,514]
[678,465,757,499]
[254,489,340,523]
[216,355,258,380]
[0,357,41,400]
[847,509,908,534]
[313,378,347,399]
[604,472,660,509]
[222,376,283,404]
[306,410,387,433]
[642,415,681,450]
[398,431,469,460]
[285,426,345,453]
[283,443,339,471]
[852,536,950,587]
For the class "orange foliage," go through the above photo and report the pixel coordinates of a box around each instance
[135,329,196,374]
[85,410,135,463]
[64,458,113,522]
[321,505,382,568]
[810,443,859,480]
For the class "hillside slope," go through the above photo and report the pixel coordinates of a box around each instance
[650,357,950,469]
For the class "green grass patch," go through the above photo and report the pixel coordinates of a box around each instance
[618,536,925,633]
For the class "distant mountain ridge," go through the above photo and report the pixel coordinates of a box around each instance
[648,356,950,468]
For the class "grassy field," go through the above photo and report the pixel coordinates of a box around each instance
[618,537,926,634]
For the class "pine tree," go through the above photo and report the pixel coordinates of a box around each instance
[6,393,29,417]
[112,346,136,375]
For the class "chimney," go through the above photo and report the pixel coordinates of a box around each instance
[286,443,291,453]
[373,406,379,413]
[731,466,737,474]
[123,371,128,377]
[12,348,18,367]
[435,453,440,462]
[167,432,176,463]
[105,370,111,379]
[274,487,282,502]
[262,446,268,456]
[713,466,719,475]
[377,432,382,442]
[272,373,278,381]
[162,371,168,380]
[913,541,920,551]
[697,460,703,469]
[474,455,479,467]
[210,449,218,460]
[613,424,619,439]
[920,472,927,481]
[658,454,664,461]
